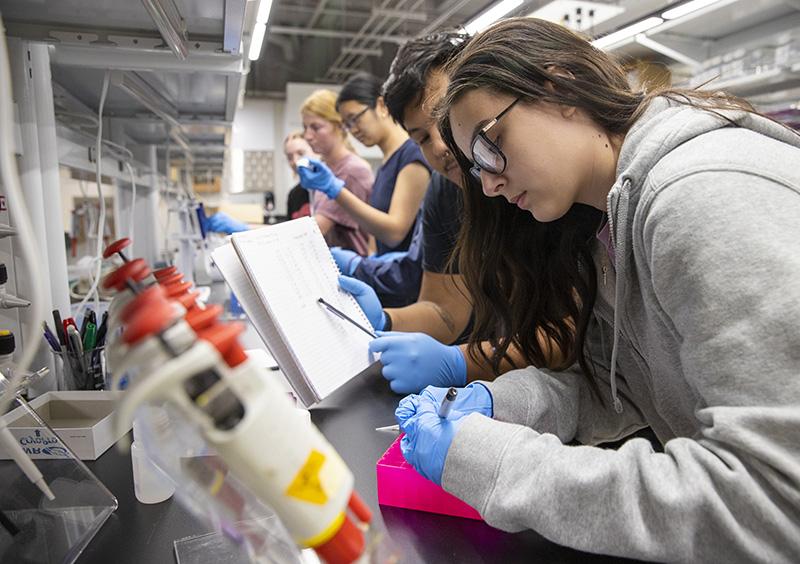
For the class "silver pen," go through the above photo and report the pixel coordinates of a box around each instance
[317,297,377,338]
[437,387,458,418]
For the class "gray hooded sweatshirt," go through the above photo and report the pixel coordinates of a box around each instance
[441,97,800,563]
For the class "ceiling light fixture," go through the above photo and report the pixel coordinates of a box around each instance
[248,0,273,61]
[248,24,267,61]
[464,0,524,35]
[661,0,727,20]
[591,16,663,49]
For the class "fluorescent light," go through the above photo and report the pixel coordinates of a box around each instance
[592,16,663,49]
[256,0,274,23]
[662,0,726,20]
[248,23,266,61]
[464,0,524,35]
[141,0,188,60]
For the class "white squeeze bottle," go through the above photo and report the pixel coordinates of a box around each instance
[131,416,175,504]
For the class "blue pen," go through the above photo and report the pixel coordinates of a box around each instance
[42,322,61,352]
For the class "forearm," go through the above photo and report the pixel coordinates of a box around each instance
[460,342,525,382]
[444,408,800,563]
[385,300,461,342]
[335,189,414,247]
[314,213,334,236]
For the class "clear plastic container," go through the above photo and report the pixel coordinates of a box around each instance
[0,392,117,563]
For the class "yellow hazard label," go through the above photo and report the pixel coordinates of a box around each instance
[285,450,328,504]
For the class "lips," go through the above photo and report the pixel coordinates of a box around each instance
[510,192,526,208]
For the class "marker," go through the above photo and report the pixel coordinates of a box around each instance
[67,325,83,355]
[83,322,97,351]
[317,297,376,339]
[437,387,458,418]
[375,424,400,433]
[95,311,109,347]
[52,310,65,346]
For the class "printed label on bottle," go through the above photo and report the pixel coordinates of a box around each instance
[285,450,328,504]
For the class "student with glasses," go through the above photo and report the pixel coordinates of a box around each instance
[300,89,374,255]
[392,17,800,562]
[299,73,431,264]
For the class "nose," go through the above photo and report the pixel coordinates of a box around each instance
[303,130,313,143]
[430,139,449,163]
[480,169,505,198]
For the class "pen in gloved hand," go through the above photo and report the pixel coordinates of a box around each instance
[376,387,460,433]
[437,387,458,418]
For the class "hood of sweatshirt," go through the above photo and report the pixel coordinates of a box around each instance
[604,95,800,413]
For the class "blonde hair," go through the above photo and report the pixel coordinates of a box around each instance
[301,90,344,129]
[283,130,305,146]
[300,89,353,150]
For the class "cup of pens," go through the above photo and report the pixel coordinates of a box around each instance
[44,309,109,391]
[52,346,107,391]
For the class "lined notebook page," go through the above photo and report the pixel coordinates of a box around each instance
[230,218,374,400]
[211,242,316,406]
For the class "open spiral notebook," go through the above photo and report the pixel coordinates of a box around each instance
[211,217,377,406]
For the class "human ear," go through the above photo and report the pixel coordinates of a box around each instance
[376,96,389,119]
[544,65,577,119]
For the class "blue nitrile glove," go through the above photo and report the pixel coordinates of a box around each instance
[418,383,494,418]
[330,247,362,276]
[205,211,249,234]
[338,275,385,331]
[395,393,464,485]
[297,158,345,199]
[368,332,467,394]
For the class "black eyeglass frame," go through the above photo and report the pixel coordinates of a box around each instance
[469,97,522,180]
[342,105,371,131]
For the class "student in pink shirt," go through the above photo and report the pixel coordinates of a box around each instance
[300,89,374,255]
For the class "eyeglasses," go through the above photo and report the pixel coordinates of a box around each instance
[469,97,521,180]
[342,106,371,131]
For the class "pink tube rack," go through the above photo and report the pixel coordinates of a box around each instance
[375,435,482,520]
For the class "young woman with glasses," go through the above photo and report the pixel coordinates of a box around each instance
[394,17,800,562]
[299,73,431,258]
[300,89,374,255]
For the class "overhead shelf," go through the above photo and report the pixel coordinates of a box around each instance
[700,67,800,97]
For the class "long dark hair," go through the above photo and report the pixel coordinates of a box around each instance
[381,29,469,126]
[438,17,762,386]
[336,72,382,111]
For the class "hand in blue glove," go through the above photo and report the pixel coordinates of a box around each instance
[368,332,467,394]
[205,212,249,234]
[330,247,362,276]
[418,383,494,418]
[338,275,385,331]
[296,158,345,199]
[395,393,464,485]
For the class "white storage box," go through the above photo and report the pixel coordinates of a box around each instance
[0,390,128,460]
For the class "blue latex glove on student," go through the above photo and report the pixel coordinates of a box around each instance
[338,276,385,331]
[205,212,249,234]
[395,392,464,485]
[297,158,344,199]
[330,247,362,276]
[395,384,494,484]
[369,332,467,394]
[418,383,494,418]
